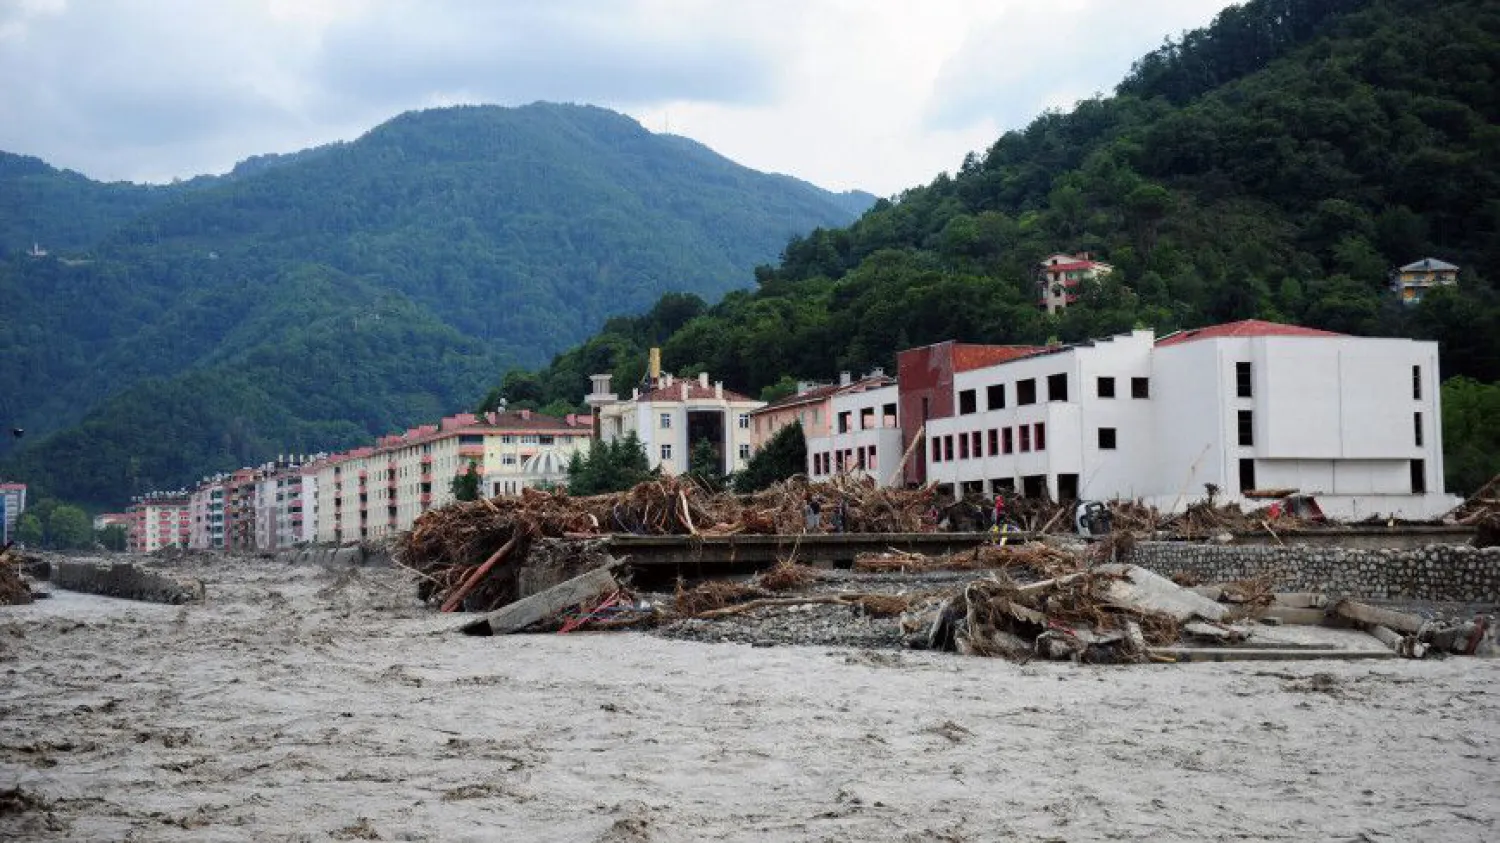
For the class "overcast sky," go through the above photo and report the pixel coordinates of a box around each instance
[0,0,1238,196]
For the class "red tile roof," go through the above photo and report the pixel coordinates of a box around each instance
[637,382,757,403]
[754,375,896,413]
[953,344,1046,371]
[1155,320,1344,347]
[1044,261,1099,273]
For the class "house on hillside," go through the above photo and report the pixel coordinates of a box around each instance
[1390,257,1458,304]
[1038,252,1113,314]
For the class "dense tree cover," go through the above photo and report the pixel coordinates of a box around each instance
[1441,377,1500,495]
[565,433,653,496]
[733,421,808,493]
[505,0,1500,491]
[14,512,42,547]
[0,105,866,506]
[97,523,127,552]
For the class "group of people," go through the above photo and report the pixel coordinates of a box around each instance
[801,492,849,533]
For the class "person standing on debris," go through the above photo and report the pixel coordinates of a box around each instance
[992,493,1006,529]
[803,492,821,533]
[833,498,848,533]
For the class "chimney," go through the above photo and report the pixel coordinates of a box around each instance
[714,381,723,399]
[839,371,852,386]
[698,371,710,388]
[632,387,639,400]
[520,408,532,420]
[869,367,885,378]
[680,382,689,401]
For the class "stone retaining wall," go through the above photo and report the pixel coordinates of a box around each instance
[1123,541,1500,604]
[52,561,204,605]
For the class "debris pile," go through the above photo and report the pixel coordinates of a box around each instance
[1449,473,1500,548]
[1,547,33,606]
[399,478,939,612]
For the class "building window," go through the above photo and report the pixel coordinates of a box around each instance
[660,413,672,429]
[1414,412,1423,447]
[1238,410,1253,447]
[971,431,982,457]
[738,413,750,429]
[1097,377,1115,399]
[1017,379,1037,405]
[1239,458,1257,493]
[1034,423,1046,451]
[1047,373,1068,402]
[738,443,751,460]
[931,438,942,463]
[1003,427,1014,454]
[868,450,878,471]
[1019,425,1031,452]
[660,444,673,461]
[1098,428,1117,450]
[987,384,1005,410]
[838,411,851,433]
[988,429,999,456]
[1411,459,1426,493]
[1131,377,1150,399]
[538,435,555,445]
[1412,365,1422,400]
[958,389,977,415]
[944,436,954,461]
[959,433,970,459]
[1236,362,1252,398]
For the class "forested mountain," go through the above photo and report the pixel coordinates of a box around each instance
[503,0,1500,492]
[0,103,869,506]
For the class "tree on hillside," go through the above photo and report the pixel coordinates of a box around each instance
[451,461,481,502]
[734,421,807,493]
[1441,377,1500,495]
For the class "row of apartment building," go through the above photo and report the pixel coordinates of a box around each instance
[751,319,1459,521]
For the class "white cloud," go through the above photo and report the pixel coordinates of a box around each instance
[0,0,1240,194]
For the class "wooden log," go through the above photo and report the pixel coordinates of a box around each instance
[460,564,619,635]
[1333,599,1424,635]
[440,531,524,613]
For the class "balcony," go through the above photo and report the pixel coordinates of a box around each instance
[457,443,486,459]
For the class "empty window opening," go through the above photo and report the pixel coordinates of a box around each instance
[1238,458,1256,493]
[1412,365,1422,401]
[987,384,1006,410]
[1238,410,1254,447]
[1017,379,1037,405]
[1019,426,1032,452]
[958,389,977,415]
[1002,428,1014,454]
[1022,474,1047,499]
[1034,423,1046,451]
[971,431,982,457]
[931,438,942,464]
[943,436,954,461]
[1098,428,1117,450]
[1131,377,1150,399]
[1414,412,1423,447]
[959,434,970,459]
[1047,373,1068,402]
[1236,362,1252,398]
[1057,473,1079,502]
[988,429,999,456]
[1411,459,1426,493]
[1097,376,1116,398]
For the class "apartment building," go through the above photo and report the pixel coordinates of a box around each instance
[188,476,227,550]
[804,381,902,483]
[251,457,320,550]
[748,370,894,451]
[222,468,260,552]
[587,369,763,477]
[314,410,591,544]
[126,491,191,553]
[907,320,1458,520]
[0,482,25,544]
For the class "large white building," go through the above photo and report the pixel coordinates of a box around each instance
[188,476,226,550]
[251,457,319,550]
[904,320,1459,520]
[587,369,764,477]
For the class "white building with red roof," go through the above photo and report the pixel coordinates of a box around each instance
[588,368,764,477]
[917,319,1458,520]
[1038,252,1114,313]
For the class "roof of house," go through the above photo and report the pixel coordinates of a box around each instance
[1399,257,1459,272]
[1043,260,1104,273]
[753,375,896,414]
[636,382,757,404]
[1155,319,1344,348]
[953,344,1046,371]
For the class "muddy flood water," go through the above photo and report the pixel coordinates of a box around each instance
[3,558,1498,842]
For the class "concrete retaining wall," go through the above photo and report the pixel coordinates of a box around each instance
[275,543,394,568]
[1124,541,1500,604]
[52,561,204,605]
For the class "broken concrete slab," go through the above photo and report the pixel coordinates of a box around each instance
[460,564,620,636]
[51,561,204,605]
[1095,564,1228,623]
[1333,599,1425,635]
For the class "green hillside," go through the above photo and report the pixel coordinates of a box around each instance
[0,103,868,505]
[507,0,1500,492]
